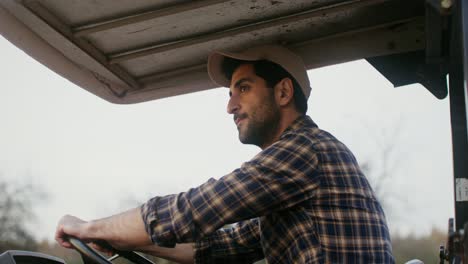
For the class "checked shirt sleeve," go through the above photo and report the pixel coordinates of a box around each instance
[194,219,264,263]
[140,132,320,250]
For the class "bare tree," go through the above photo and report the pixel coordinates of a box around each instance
[358,120,408,221]
[0,176,46,252]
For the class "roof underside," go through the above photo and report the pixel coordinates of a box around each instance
[0,0,426,103]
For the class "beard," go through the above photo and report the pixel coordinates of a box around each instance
[237,94,281,147]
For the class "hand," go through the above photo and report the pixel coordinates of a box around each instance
[55,208,151,252]
[55,215,90,249]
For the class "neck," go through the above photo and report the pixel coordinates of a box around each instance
[259,110,302,150]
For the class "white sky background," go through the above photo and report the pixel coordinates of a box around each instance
[0,35,454,241]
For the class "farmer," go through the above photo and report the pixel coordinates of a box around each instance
[56,45,394,263]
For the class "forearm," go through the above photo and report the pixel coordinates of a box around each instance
[87,207,151,250]
[137,243,194,264]
[56,207,152,250]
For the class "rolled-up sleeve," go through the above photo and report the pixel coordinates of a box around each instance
[140,133,319,248]
[193,219,264,263]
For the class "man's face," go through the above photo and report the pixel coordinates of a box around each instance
[227,64,280,148]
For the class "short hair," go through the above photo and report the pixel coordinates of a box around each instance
[222,58,308,114]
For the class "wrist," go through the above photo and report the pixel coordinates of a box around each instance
[84,219,103,241]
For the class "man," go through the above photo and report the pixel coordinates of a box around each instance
[56,45,394,263]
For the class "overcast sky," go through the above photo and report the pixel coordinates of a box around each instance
[0,35,454,241]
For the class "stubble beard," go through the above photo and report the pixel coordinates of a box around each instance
[238,96,280,147]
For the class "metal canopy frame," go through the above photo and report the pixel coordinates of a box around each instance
[448,0,468,232]
[22,0,389,65]
[104,0,385,64]
[71,0,232,38]
[0,0,426,103]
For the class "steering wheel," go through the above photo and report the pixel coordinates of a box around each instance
[68,237,155,264]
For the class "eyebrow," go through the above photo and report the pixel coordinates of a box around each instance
[233,77,254,89]
[229,77,254,97]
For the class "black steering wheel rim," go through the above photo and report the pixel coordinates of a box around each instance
[68,237,155,264]
[68,237,112,264]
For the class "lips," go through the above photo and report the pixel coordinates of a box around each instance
[234,114,247,126]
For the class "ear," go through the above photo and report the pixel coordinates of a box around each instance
[274,78,294,107]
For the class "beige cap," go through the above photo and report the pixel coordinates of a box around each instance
[207,45,311,99]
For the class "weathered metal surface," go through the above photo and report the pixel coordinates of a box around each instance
[0,0,426,103]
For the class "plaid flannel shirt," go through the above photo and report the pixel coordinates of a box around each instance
[141,115,394,263]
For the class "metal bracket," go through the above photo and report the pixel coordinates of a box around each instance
[439,218,466,263]
[427,0,453,15]
[425,0,452,65]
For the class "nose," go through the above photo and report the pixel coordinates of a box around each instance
[227,94,240,114]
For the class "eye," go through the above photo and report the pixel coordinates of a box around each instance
[240,85,249,93]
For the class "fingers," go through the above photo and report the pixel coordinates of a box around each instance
[55,221,74,248]
[55,214,120,259]
[90,242,116,257]
[55,214,87,248]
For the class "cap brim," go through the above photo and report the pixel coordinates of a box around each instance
[207,50,260,88]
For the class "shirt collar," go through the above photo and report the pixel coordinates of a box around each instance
[280,115,317,138]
